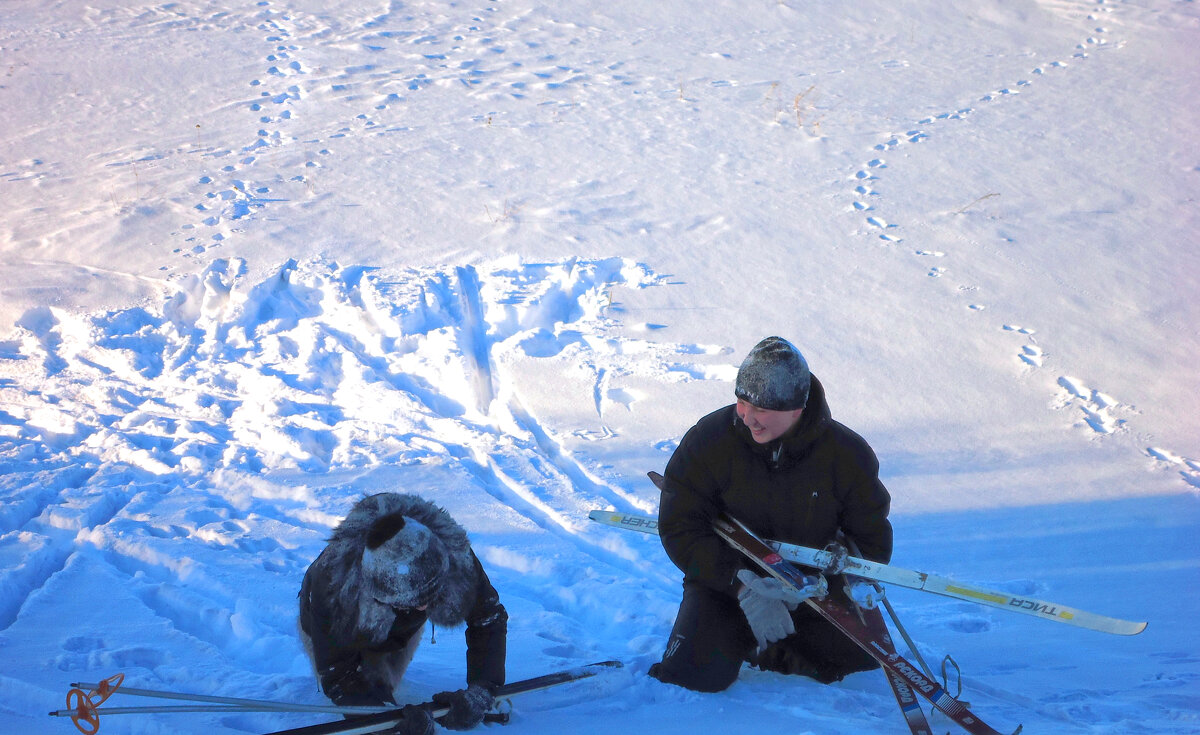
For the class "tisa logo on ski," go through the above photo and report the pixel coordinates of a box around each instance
[1010,597,1074,620]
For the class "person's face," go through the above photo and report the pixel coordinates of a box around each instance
[736,398,803,444]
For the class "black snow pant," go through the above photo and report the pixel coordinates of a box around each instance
[648,582,879,692]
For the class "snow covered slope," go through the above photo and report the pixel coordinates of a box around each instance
[1,0,1197,733]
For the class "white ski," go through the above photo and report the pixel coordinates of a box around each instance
[588,509,1146,636]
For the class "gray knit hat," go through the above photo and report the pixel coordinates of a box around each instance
[734,336,811,411]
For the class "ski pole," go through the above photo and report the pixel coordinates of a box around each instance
[68,678,387,714]
[842,536,938,681]
[51,705,329,716]
[51,702,388,716]
[53,674,390,734]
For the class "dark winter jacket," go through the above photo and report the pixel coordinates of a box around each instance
[658,376,892,597]
[298,494,507,702]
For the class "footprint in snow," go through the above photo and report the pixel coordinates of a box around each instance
[945,614,993,634]
[1145,449,1200,489]
[1020,344,1044,367]
[1053,376,1126,435]
[1002,324,1044,369]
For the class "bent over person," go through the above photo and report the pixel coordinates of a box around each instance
[299,493,507,735]
[650,336,892,692]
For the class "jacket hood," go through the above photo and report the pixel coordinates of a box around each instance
[316,493,480,645]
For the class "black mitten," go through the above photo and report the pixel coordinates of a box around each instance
[322,661,395,708]
[383,705,434,735]
[431,684,495,730]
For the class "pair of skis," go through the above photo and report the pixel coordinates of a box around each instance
[589,505,1147,637]
[591,472,1037,735]
[711,510,1000,735]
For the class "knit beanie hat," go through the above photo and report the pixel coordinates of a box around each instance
[360,512,450,609]
[734,336,811,411]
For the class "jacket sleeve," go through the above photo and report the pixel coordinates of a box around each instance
[299,561,398,706]
[464,554,507,690]
[657,434,746,597]
[834,433,893,564]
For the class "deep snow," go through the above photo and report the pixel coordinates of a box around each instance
[1,0,1198,733]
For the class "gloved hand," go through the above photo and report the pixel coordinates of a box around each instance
[737,569,816,650]
[845,578,885,610]
[432,683,495,730]
[387,704,434,735]
[321,660,395,708]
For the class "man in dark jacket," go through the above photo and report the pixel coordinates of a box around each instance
[299,493,507,735]
[650,336,892,693]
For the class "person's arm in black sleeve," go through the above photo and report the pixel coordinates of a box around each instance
[463,554,507,690]
[835,435,893,564]
[657,441,746,597]
[300,567,396,707]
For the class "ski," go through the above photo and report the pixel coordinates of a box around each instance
[861,602,935,735]
[710,512,1012,735]
[582,511,940,734]
[606,473,1017,735]
[856,603,932,735]
[588,508,1146,636]
[261,661,623,735]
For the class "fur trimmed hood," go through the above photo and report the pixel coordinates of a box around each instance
[305,493,481,648]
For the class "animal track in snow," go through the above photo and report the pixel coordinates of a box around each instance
[998,323,1194,488]
[1002,324,1044,369]
[846,9,1117,263]
[171,2,315,257]
[1145,448,1200,490]
[1053,376,1126,436]
[1019,344,1045,368]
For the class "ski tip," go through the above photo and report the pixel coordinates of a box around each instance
[1102,619,1148,636]
[647,471,665,489]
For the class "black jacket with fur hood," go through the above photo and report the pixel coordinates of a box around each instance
[658,375,893,597]
[299,493,507,703]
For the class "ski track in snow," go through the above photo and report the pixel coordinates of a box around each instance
[843,0,1198,491]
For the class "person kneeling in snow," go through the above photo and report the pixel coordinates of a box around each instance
[650,336,892,692]
[299,493,507,735]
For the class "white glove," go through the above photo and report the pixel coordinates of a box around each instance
[737,569,815,650]
[845,578,885,610]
